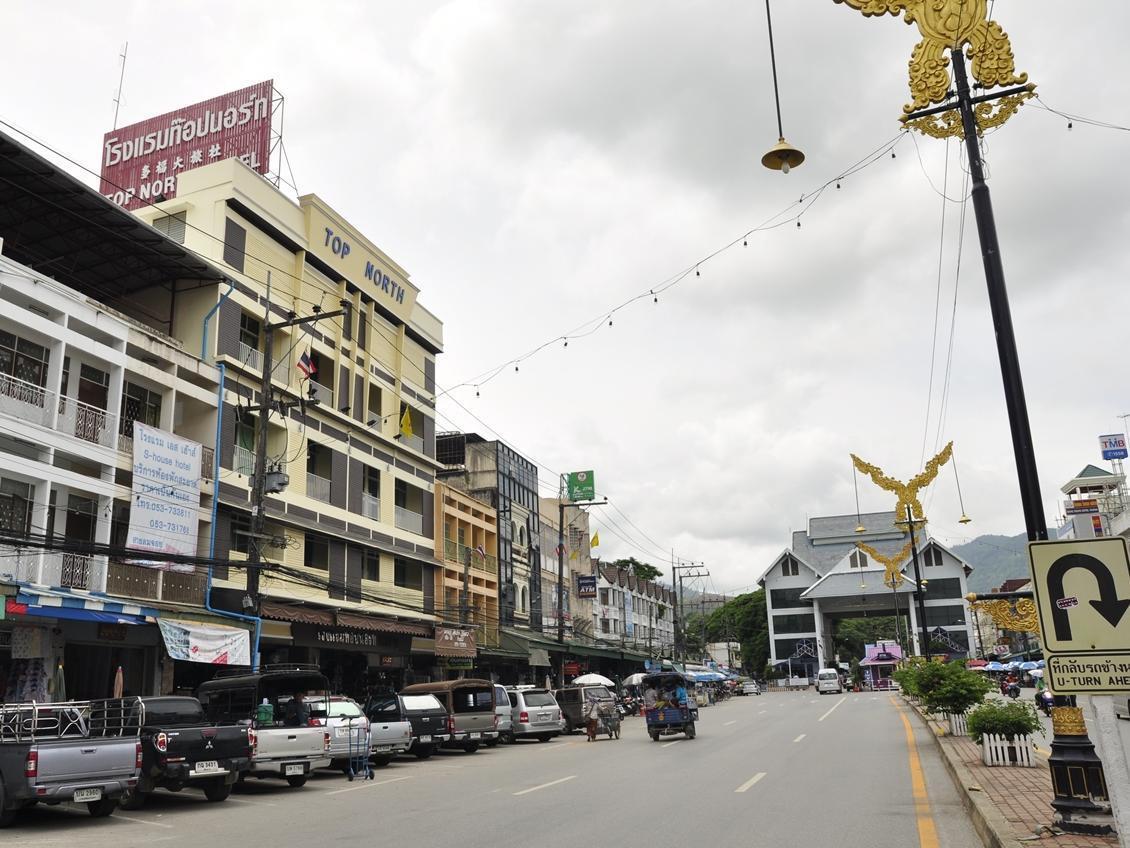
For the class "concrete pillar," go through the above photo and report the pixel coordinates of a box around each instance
[1086,695,1130,839]
[907,601,921,656]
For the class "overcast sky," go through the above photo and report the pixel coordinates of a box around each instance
[2,1,1127,595]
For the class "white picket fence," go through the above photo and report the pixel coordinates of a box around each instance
[981,733,1035,767]
[942,711,969,736]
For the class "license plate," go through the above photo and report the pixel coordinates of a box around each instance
[538,714,549,721]
[419,735,431,743]
[469,732,481,740]
[375,745,392,753]
[73,788,102,803]
[284,764,304,776]
[194,760,220,773]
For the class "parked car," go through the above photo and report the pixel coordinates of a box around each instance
[554,685,615,735]
[741,681,761,696]
[487,684,513,747]
[122,696,250,809]
[305,696,386,771]
[400,679,498,752]
[196,664,330,787]
[332,694,412,767]
[366,693,449,759]
[0,698,142,827]
[507,688,561,743]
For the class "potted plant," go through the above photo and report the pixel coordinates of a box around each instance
[850,659,863,692]
[923,663,992,734]
[966,701,1043,766]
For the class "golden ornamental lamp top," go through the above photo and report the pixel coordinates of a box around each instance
[833,0,1035,137]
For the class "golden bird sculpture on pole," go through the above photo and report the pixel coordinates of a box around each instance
[850,441,954,524]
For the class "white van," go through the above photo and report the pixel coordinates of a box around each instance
[816,669,843,695]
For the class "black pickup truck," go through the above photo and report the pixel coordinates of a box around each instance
[366,693,449,760]
[121,696,250,809]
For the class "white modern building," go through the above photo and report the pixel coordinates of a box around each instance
[760,512,976,675]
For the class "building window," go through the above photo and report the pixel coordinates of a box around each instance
[153,211,187,244]
[239,313,261,353]
[924,547,943,567]
[363,550,380,582]
[394,556,423,591]
[120,382,162,438]
[600,618,610,634]
[923,604,967,627]
[0,330,50,389]
[0,478,34,536]
[304,536,329,570]
[769,588,811,609]
[231,512,251,555]
[367,384,382,424]
[599,588,609,606]
[849,550,867,569]
[922,577,963,599]
[773,613,816,634]
[223,218,246,272]
[782,556,799,577]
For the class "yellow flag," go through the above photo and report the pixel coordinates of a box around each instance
[569,549,578,560]
[590,532,600,548]
[399,406,414,439]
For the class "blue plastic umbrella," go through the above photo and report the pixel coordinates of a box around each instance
[1019,661,1038,671]
[985,661,1005,671]
[1036,660,1046,668]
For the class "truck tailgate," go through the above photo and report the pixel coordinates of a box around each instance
[370,720,411,746]
[257,727,324,759]
[35,737,138,783]
[454,712,495,734]
[164,726,250,762]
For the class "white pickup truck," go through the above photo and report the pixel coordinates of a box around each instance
[196,667,331,788]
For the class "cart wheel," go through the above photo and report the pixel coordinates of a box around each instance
[614,726,621,740]
[347,769,355,782]
[686,722,696,740]
[649,729,660,742]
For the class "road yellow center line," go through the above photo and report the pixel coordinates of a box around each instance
[892,697,940,848]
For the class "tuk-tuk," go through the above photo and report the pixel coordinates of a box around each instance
[642,672,698,741]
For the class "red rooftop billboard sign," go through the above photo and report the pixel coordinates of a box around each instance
[100,80,273,211]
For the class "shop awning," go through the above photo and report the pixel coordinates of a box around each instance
[336,611,430,637]
[260,601,334,626]
[9,585,156,625]
[529,648,551,667]
[260,601,431,636]
[158,618,251,666]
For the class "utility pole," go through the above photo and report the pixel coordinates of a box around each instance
[556,483,606,685]
[245,288,351,617]
[898,508,930,662]
[671,561,708,662]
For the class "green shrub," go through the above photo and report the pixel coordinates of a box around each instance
[966,700,1044,743]
[923,663,993,715]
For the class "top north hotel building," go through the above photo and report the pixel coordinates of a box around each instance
[16,79,471,690]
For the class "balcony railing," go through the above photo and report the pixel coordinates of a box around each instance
[0,543,42,583]
[307,380,333,408]
[38,550,106,591]
[106,561,206,605]
[394,506,424,535]
[57,397,115,448]
[238,341,263,372]
[361,492,381,520]
[443,538,498,575]
[307,472,332,504]
[0,372,52,427]
[399,433,424,453]
[234,445,255,476]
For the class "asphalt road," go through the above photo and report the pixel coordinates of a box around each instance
[3,691,981,848]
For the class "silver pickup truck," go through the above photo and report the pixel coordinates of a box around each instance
[197,666,331,788]
[0,699,142,827]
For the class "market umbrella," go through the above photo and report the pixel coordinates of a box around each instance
[1019,661,1038,671]
[112,665,124,699]
[623,673,647,687]
[1036,660,1046,668]
[985,662,1005,672]
[968,666,989,672]
[571,673,615,687]
[1030,669,1044,678]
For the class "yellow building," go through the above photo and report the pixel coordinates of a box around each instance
[133,158,445,689]
[433,482,500,650]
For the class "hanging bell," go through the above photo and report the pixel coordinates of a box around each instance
[761,137,805,174]
[958,514,972,525]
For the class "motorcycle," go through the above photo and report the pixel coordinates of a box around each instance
[1036,689,1054,716]
[1005,683,1021,700]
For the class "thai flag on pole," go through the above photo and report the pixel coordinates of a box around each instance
[475,544,486,559]
[297,350,315,378]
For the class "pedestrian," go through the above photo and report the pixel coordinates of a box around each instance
[584,694,601,741]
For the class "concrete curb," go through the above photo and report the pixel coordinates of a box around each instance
[902,698,1024,848]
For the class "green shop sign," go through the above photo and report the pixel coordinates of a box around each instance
[567,470,595,502]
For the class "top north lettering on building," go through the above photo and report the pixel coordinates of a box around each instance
[100,80,273,210]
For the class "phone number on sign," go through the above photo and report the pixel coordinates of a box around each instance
[149,519,192,536]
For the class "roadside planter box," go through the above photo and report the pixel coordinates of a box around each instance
[981,733,1036,767]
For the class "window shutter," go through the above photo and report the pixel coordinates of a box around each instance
[223,219,246,272]
[154,211,187,244]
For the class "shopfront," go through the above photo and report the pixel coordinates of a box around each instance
[259,601,432,699]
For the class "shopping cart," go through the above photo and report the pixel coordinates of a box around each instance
[345,715,373,781]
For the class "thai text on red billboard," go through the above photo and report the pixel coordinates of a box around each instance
[100,80,273,211]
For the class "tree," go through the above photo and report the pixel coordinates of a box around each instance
[611,557,663,582]
[700,591,770,675]
[832,617,899,662]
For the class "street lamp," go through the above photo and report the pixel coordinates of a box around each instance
[835,1,1111,833]
[760,0,805,173]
